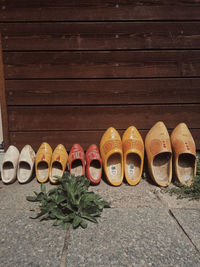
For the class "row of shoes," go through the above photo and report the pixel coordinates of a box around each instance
[1,145,35,184]
[1,121,197,187]
[1,143,102,184]
[100,121,196,187]
[35,143,102,184]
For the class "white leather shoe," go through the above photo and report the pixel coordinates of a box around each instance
[17,145,35,183]
[1,145,19,184]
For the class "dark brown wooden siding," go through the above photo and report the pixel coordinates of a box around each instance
[0,0,200,151]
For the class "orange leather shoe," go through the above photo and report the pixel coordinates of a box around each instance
[86,144,102,184]
[68,144,85,176]
[100,127,123,186]
[122,126,144,185]
[35,142,52,183]
[171,123,196,186]
[145,121,172,187]
[49,144,68,184]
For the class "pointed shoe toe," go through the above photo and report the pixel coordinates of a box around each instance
[1,145,19,184]
[17,145,35,184]
[100,127,123,186]
[35,142,52,183]
[68,144,85,177]
[49,144,68,184]
[86,144,102,184]
[145,121,172,187]
[122,126,144,186]
[171,123,196,186]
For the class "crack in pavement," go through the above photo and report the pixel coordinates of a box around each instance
[60,228,71,267]
[154,189,200,256]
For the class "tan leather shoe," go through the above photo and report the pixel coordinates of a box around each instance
[145,121,172,187]
[171,123,196,186]
[100,127,123,186]
[122,126,144,185]
[35,142,52,183]
[49,144,68,184]
[17,145,35,183]
[1,145,19,184]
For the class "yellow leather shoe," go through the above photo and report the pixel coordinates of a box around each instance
[122,126,144,185]
[145,121,172,187]
[49,144,68,184]
[171,123,196,186]
[35,142,52,183]
[100,127,123,186]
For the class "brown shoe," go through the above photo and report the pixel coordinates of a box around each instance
[145,121,172,187]
[171,123,196,186]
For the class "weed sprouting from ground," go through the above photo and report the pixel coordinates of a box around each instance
[27,172,110,229]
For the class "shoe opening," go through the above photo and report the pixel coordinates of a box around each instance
[51,161,63,179]
[152,152,171,183]
[71,159,83,176]
[2,161,14,182]
[37,161,48,181]
[107,153,122,183]
[18,161,31,183]
[89,160,101,180]
[126,153,141,182]
[177,153,196,184]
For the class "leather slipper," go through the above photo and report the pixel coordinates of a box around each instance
[145,121,172,187]
[17,145,35,184]
[68,144,85,176]
[86,144,102,184]
[122,126,144,185]
[35,142,52,183]
[49,144,68,184]
[171,123,196,186]
[1,145,19,184]
[100,127,123,186]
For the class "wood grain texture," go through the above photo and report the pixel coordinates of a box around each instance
[1,0,200,21]
[8,104,200,131]
[9,129,200,151]
[0,36,9,148]
[1,0,200,150]
[5,78,200,105]
[1,22,200,51]
[3,51,200,79]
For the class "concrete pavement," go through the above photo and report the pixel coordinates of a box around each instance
[0,157,200,266]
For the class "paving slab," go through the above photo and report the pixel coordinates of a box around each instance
[91,178,161,209]
[0,180,66,267]
[0,178,55,215]
[1,211,65,267]
[171,209,200,252]
[0,175,200,267]
[66,208,200,267]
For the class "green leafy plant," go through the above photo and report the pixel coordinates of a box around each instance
[163,151,200,201]
[27,172,110,229]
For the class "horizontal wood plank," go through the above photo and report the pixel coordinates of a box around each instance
[8,104,200,131]
[3,51,200,79]
[1,22,200,50]
[5,78,200,105]
[1,0,200,21]
[3,0,200,8]
[9,128,200,151]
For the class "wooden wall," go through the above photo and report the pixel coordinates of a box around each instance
[0,0,200,151]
